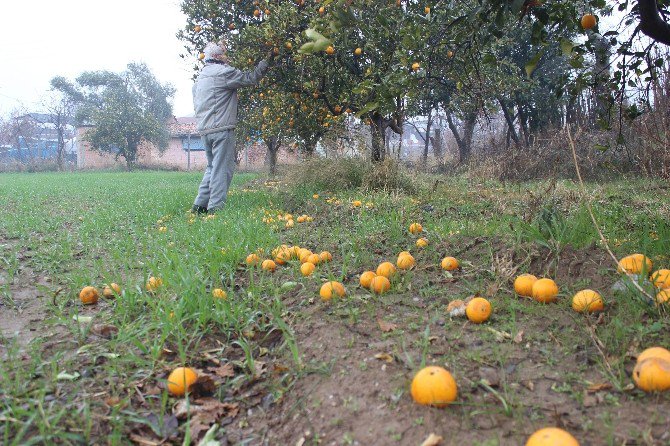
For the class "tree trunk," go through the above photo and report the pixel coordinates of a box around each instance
[370,115,385,162]
[56,126,65,170]
[498,97,522,146]
[422,111,433,171]
[265,137,279,177]
[430,127,443,160]
[446,112,477,164]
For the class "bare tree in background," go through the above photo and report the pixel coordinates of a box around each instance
[44,78,77,169]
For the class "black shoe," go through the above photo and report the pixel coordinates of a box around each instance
[191,205,208,214]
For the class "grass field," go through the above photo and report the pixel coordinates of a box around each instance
[1,169,670,445]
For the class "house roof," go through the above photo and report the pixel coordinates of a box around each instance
[168,116,198,137]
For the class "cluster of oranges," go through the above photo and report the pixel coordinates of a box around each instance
[261,210,313,229]
[245,244,333,277]
[618,253,670,304]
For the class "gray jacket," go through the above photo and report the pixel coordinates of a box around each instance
[192,59,269,135]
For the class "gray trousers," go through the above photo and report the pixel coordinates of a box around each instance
[194,130,236,212]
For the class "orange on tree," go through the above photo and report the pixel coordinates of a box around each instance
[412,62,420,71]
[261,259,277,272]
[318,6,325,14]
[416,237,429,248]
[300,262,316,277]
[79,286,99,305]
[637,346,670,364]
[212,288,227,299]
[410,366,457,407]
[632,357,670,392]
[571,289,604,313]
[253,9,261,17]
[376,261,397,279]
[617,254,652,275]
[397,254,416,270]
[514,274,537,297]
[319,281,346,301]
[531,278,558,303]
[370,275,391,294]
[102,283,121,298]
[228,23,236,30]
[285,41,292,50]
[424,6,430,14]
[325,45,335,55]
[409,222,423,234]
[354,47,362,56]
[194,25,202,32]
[447,50,454,58]
[440,256,459,271]
[581,13,597,30]
[246,253,261,266]
[198,52,205,60]
[525,427,579,446]
[167,367,198,397]
[651,269,670,289]
[465,297,492,323]
[359,271,377,288]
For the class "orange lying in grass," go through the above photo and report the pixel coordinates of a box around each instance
[146,277,163,292]
[410,366,457,407]
[440,256,459,271]
[514,274,537,297]
[370,275,391,294]
[525,427,579,446]
[212,288,227,299]
[246,253,261,266]
[300,262,315,277]
[571,289,604,313]
[376,262,397,279]
[359,271,377,288]
[656,289,670,304]
[102,283,121,299]
[306,254,321,265]
[409,222,423,234]
[79,286,99,305]
[651,269,670,289]
[632,357,670,392]
[397,254,416,270]
[261,259,276,272]
[319,251,333,263]
[618,253,652,275]
[531,278,558,303]
[299,249,313,263]
[319,281,346,301]
[416,237,429,248]
[465,297,491,323]
[167,367,198,396]
[637,346,670,364]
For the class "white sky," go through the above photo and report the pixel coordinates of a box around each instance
[0,0,196,118]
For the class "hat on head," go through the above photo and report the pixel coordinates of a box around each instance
[203,41,226,60]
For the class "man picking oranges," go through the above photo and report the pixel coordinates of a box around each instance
[191,40,275,215]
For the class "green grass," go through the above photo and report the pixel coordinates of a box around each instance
[1,170,669,445]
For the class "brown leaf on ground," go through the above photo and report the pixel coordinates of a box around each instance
[174,397,239,441]
[188,375,217,399]
[513,330,524,344]
[129,433,161,446]
[272,363,290,374]
[485,282,500,297]
[91,323,119,338]
[374,353,394,363]
[420,433,443,446]
[254,360,267,378]
[377,318,398,332]
[209,362,235,379]
[586,382,612,393]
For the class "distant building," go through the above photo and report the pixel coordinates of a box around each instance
[0,113,76,164]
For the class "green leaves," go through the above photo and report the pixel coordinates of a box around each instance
[298,28,332,54]
[524,48,545,78]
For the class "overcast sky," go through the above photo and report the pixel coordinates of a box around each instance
[0,0,196,118]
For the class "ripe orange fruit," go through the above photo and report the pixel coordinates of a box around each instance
[657,289,670,304]
[299,249,313,263]
[300,262,316,277]
[325,45,335,55]
[571,289,604,313]
[360,271,377,288]
[632,357,670,392]
[354,47,362,56]
[581,13,597,30]
[253,9,261,17]
[246,253,261,266]
[637,347,670,364]
[285,41,292,49]
[319,251,333,263]
[352,200,362,207]
[514,274,537,297]
[409,222,423,234]
[79,286,99,305]
[318,6,325,14]
[397,254,416,270]
[102,283,121,298]
[416,237,429,248]
[291,246,302,259]
[261,259,276,272]
[370,275,391,294]
[447,50,454,58]
[319,281,346,301]
[198,53,205,60]
[618,254,652,275]
[376,262,397,279]
[194,25,202,33]
[424,6,430,14]
[465,297,492,323]
[264,8,270,15]
[525,427,579,446]
[531,278,558,303]
[410,366,457,407]
[167,367,198,396]
[212,288,227,299]
[146,277,163,292]
[440,256,459,271]
[307,253,321,265]
[411,62,420,71]
[651,269,670,289]
[228,23,236,30]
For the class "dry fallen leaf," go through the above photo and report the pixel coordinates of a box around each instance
[420,433,443,446]
[91,324,119,338]
[586,382,612,393]
[524,380,535,391]
[174,397,239,441]
[513,330,524,344]
[486,327,512,342]
[209,363,235,379]
[188,375,217,399]
[374,353,394,363]
[129,433,162,446]
[377,318,398,332]
[254,360,267,378]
